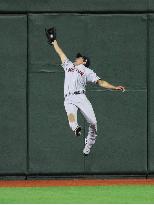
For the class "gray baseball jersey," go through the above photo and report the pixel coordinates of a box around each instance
[61,58,101,97]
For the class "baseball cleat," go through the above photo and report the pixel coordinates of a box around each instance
[74,126,82,136]
[83,144,91,156]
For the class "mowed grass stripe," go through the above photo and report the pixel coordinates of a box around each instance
[0,185,154,203]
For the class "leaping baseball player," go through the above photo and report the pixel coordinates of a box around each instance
[45,27,125,156]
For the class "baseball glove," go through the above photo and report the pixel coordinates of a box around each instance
[45,27,56,45]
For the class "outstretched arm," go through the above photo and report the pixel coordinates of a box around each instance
[97,79,125,92]
[52,40,67,64]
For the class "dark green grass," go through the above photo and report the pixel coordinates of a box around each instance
[0,185,154,203]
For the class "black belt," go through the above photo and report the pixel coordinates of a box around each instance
[65,90,85,98]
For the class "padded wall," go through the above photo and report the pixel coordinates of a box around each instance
[0,1,152,177]
[0,15,27,173]
[28,14,86,173]
[28,73,85,173]
[0,0,148,12]
[149,1,154,11]
[85,15,147,173]
[28,14,147,174]
[148,15,154,174]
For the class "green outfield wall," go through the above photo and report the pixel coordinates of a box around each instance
[0,0,153,178]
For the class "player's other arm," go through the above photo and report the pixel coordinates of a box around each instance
[97,79,125,92]
[52,40,67,64]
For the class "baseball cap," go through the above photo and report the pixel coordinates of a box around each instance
[76,53,90,67]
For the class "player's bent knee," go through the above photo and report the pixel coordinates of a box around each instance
[68,113,75,122]
[68,113,78,131]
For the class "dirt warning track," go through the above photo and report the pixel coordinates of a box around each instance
[0,179,154,187]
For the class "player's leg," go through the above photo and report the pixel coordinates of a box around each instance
[77,95,97,154]
[64,101,81,136]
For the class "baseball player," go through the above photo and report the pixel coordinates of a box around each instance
[45,28,125,155]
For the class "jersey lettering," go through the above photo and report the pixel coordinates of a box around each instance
[68,67,75,72]
[68,67,84,76]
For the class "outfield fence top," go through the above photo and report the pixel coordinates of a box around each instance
[0,0,153,13]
